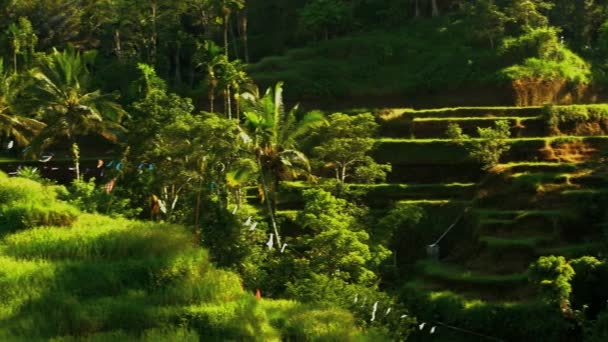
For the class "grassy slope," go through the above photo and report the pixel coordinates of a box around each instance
[0,172,376,341]
[249,17,501,101]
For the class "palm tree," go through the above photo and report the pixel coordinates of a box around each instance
[0,59,44,146]
[239,82,326,247]
[212,0,245,57]
[22,47,126,154]
[431,0,439,17]
[195,40,225,113]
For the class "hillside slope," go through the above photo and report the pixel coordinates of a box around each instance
[0,172,375,341]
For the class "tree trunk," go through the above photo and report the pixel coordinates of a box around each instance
[150,0,158,64]
[257,157,281,248]
[72,142,80,181]
[114,29,123,61]
[195,179,203,226]
[229,20,239,59]
[209,81,216,113]
[226,86,232,119]
[415,0,420,17]
[174,42,182,87]
[431,0,439,17]
[12,48,17,72]
[240,9,249,63]
[223,12,229,57]
[235,90,241,120]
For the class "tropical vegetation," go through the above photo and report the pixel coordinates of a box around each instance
[1,1,608,341]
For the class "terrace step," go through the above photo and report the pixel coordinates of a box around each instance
[415,261,530,300]
[479,235,554,252]
[251,183,478,209]
[414,117,545,139]
[403,279,533,303]
[537,242,605,259]
[570,173,608,187]
[475,210,564,230]
[388,164,482,183]
[375,137,608,167]
[377,106,543,120]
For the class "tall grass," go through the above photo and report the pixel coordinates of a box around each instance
[0,175,369,340]
[0,172,78,232]
[2,214,196,260]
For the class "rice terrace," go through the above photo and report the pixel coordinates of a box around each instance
[2,1,608,341]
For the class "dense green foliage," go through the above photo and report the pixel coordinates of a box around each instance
[2,1,608,340]
[0,172,384,340]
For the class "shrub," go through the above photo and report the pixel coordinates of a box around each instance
[570,256,608,318]
[468,120,512,169]
[529,255,575,307]
[64,178,141,218]
[401,288,570,341]
[446,122,469,142]
[543,104,608,135]
[500,27,591,84]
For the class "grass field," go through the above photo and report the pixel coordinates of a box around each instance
[0,172,377,341]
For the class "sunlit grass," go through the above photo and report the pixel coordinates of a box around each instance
[0,175,371,341]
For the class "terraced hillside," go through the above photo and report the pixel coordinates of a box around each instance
[0,172,378,341]
[262,105,608,340]
[376,105,608,340]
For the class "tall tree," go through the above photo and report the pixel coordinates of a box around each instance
[506,0,554,30]
[0,59,44,146]
[313,113,391,186]
[300,0,352,40]
[6,17,37,73]
[239,82,326,248]
[23,47,126,154]
[431,0,439,17]
[237,6,249,63]
[466,0,507,48]
[195,40,225,113]
[213,0,245,57]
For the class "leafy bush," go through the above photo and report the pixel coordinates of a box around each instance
[529,255,575,306]
[285,274,409,341]
[401,288,570,342]
[570,256,608,318]
[543,104,608,135]
[64,178,141,218]
[446,122,468,142]
[468,120,512,169]
[500,27,591,83]
[313,113,390,186]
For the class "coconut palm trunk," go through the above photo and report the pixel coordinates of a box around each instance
[431,0,439,16]
[257,157,281,247]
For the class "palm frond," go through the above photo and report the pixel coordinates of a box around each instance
[285,110,327,148]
